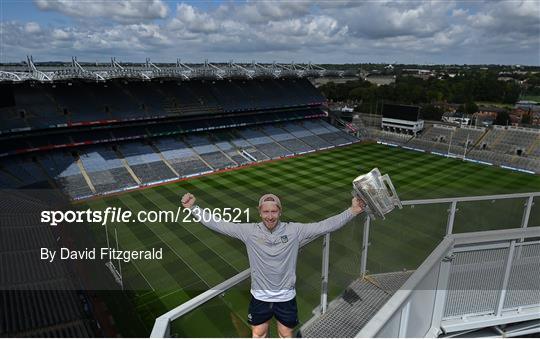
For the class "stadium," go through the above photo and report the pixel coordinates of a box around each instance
[1,58,539,339]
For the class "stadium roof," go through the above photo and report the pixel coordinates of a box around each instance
[0,56,356,83]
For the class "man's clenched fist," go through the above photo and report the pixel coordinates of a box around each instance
[351,197,366,215]
[182,193,196,209]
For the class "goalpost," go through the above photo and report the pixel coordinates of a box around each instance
[104,223,124,289]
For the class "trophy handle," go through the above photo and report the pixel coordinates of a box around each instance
[381,174,402,209]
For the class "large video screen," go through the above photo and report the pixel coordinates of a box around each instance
[382,103,421,121]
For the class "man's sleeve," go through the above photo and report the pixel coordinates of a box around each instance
[190,205,249,242]
[296,208,356,243]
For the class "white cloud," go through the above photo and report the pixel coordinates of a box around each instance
[451,8,468,18]
[467,0,540,35]
[169,3,219,34]
[1,1,538,65]
[24,22,41,33]
[1,20,172,61]
[231,2,312,24]
[52,28,70,40]
[34,0,169,23]
[328,1,456,39]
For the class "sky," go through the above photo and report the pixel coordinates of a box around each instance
[1,0,539,65]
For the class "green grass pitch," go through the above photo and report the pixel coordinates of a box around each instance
[78,142,540,337]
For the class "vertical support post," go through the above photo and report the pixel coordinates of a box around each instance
[447,130,453,156]
[516,196,533,259]
[360,216,371,278]
[165,322,171,338]
[521,195,534,229]
[398,301,411,337]
[429,253,453,336]
[320,233,330,314]
[496,240,516,316]
[446,201,457,235]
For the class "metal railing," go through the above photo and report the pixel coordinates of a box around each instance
[150,192,540,338]
[357,227,540,337]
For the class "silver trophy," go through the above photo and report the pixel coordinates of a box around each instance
[352,168,402,220]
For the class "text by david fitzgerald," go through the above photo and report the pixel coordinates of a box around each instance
[41,247,163,263]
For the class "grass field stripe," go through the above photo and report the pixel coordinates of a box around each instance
[81,199,165,291]
[131,260,156,291]
[105,197,197,294]
[136,188,247,274]
[135,286,194,309]
[120,194,214,288]
[158,185,249,272]
[90,199,186,290]
[126,191,242,286]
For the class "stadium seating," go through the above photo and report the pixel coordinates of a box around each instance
[0,73,358,200]
[91,81,143,118]
[0,121,356,198]
[377,130,413,145]
[311,120,356,146]
[259,124,300,151]
[0,107,326,159]
[0,157,50,189]
[529,142,540,158]
[0,79,325,133]
[409,124,484,155]
[13,84,67,127]
[478,126,538,154]
[118,142,176,184]
[183,133,237,169]
[466,126,540,169]
[37,151,93,199]
[0,171,16,188]
[0,192,96,337]
[238,127,292,159]
[297,134,334,149]
[211,132,251,165]
[0,107,27,131]
[261,124,314,153]
[152,137,212,177]
[79,146,138,194]
[407,124,453,152]
[353,113,540,173]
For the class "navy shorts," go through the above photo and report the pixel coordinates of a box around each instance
[247,296,299,329]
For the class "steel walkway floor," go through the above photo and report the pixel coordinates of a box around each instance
[300,271,413,338]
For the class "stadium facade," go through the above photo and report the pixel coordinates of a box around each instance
[0,59,359,200]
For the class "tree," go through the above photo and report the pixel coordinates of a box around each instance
[494,110,510,126]
[420,104,444,121]
[464,101,479,115]
[521,112,532,125]
[502,83,520,104]
[318,70,523,107]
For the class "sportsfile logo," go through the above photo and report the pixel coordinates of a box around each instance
[40,206,178,226]
[40,206,250,226]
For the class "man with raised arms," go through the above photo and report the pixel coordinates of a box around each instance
[181,192,365,338]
